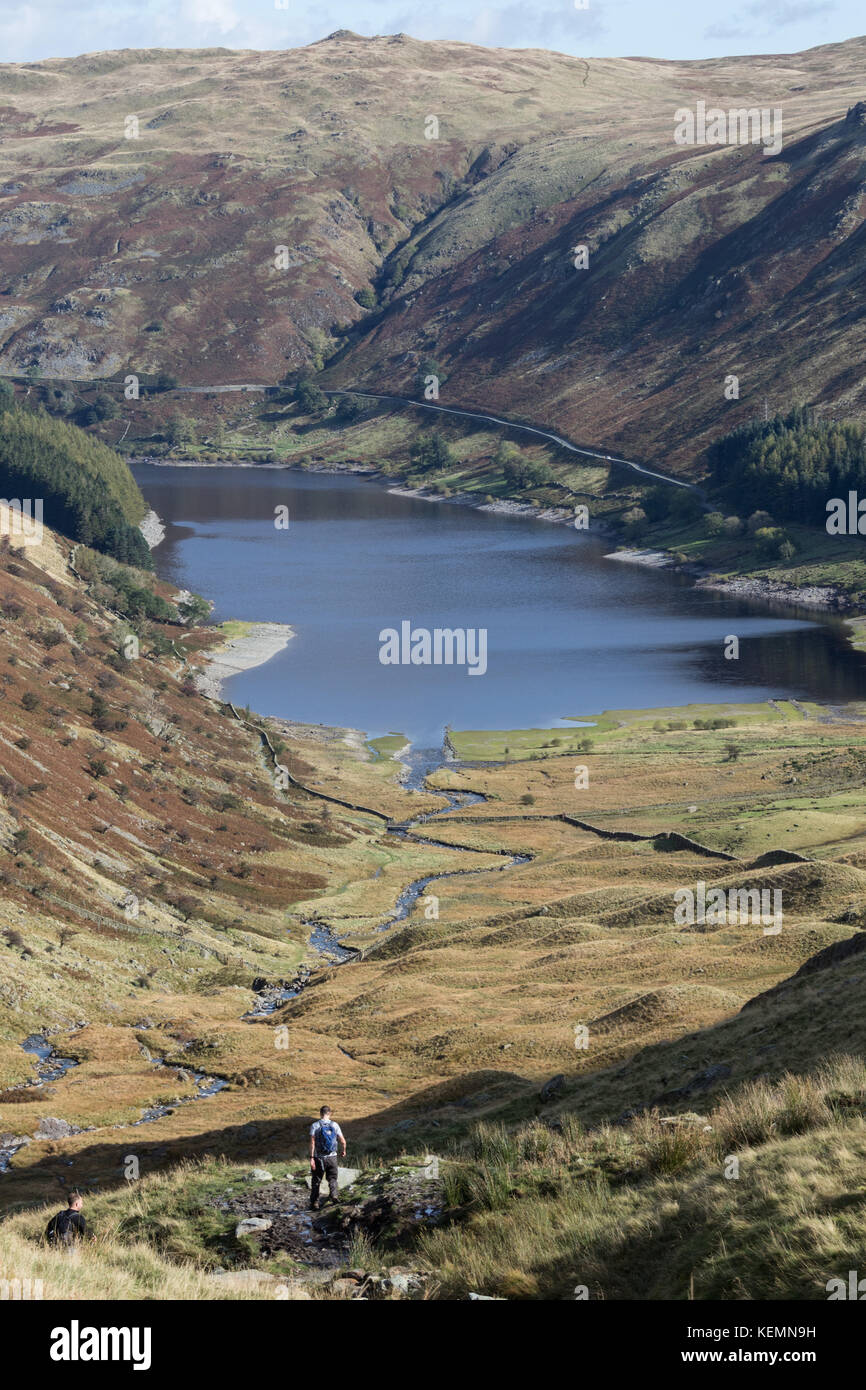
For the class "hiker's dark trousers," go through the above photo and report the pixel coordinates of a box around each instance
[311,1155,339,1204]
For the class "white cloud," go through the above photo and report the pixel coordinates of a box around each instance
[182,0,242,34]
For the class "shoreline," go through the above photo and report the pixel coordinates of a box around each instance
[597,546,856,614]
[385,483,577,528]
[129,454,377,475]
[194,622,296,700]
[360,479,862,616]
[695,573,853,612]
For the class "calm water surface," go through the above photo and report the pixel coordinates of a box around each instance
[134,465,865,742]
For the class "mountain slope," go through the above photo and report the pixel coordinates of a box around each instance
[2,36,866,472]
[330,77,866,472]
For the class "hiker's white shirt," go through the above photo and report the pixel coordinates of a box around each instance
[310,1119,344,1152]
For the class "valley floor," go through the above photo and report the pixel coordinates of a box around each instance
[2,532,866,1297]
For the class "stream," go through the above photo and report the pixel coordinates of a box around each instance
[370,743,528,932]
[0,1026,229,1173]
[0,1029,87,1172]
[242,739,525,1020]
[0,745,522,1173]
[296,740,529,947]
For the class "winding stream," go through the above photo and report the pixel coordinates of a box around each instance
[294,739,529,950]
[0,746,520,1173]
[0,1027,229,1173]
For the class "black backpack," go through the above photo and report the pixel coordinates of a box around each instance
[45,1209,76,1244]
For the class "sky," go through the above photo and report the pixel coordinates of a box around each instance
[0,0,861,64]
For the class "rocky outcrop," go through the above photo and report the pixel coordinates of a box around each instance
[34,1116,78,1140]
[216,1160,445,1281]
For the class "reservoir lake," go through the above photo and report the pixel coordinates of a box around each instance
[134,464,865,745]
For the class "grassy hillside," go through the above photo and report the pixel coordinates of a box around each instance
[419,1057,866,1300]
[329,50,866,474]
[4,1058,866,1300]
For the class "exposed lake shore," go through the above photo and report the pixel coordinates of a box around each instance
[695,573,853,611]
[377,487,860,615]
[194,622,296,700]
[608,547,855,612]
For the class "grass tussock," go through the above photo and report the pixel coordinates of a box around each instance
[2,1063,866,1300]
[421,1056,866,1300]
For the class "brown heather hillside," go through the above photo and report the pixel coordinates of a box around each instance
[1,35,866,471]
[0,509,488,1206]
[0,35,598,383]
[4,518,866,1299]
[3,508,866,1217]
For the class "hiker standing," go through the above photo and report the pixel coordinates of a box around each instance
[44,1190,87,1248]
[309,1105,346,1210]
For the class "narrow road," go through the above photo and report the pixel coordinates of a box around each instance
[3,369,698,494]
[174,381,698,493]
[322,389,699,493]
[177,384,269,394]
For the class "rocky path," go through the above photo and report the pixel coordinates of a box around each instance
[210,1159,443,1293]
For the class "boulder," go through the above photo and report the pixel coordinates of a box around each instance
[235,1216,273,1238]
[330,1277,361,1298]
[34,1117,75,1140]
[360,1267,425,1299]
[540,1074,566,1103]
[685,1063,732,1093]
[246,1168,273,1182]
[304,1165,361,1192]
[387,1273,412,1296]
[654,1062,732,1106]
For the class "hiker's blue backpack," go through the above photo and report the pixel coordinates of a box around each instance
[318,1121,337,1155]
